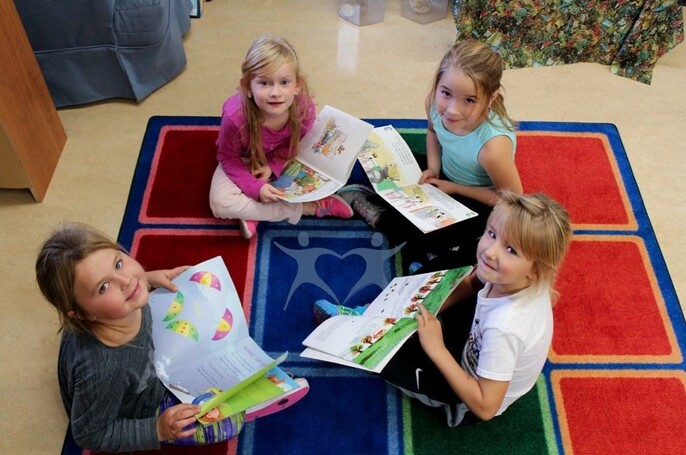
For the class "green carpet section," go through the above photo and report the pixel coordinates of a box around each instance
[404,377,556,454]
[397,128,428,154]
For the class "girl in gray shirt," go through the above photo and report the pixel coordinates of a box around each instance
[36,222,244,452]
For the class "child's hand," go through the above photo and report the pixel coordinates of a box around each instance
[259,183,284,203]
[252,164,272,181]
[424,177,452,194]
[146,266,191,292]
[156,403,200,441]
[419,169,438,184]
[415,304,448,359]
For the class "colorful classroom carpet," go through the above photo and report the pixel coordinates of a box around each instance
[64,117,685,455]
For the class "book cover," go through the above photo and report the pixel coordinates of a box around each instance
[358,125,478,233]
[272,105,373,202]
[301,266,473,373]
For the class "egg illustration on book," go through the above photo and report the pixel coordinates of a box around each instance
[162,291,184,322]
[166,319,199,341]
[211,308,234,341]
[189,271,221,291]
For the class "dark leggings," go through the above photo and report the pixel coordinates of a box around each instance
[375,193,490,268]
[379,294,477,406]
[347,159,491,272]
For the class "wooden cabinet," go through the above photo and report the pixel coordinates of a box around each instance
[0,0,66,202]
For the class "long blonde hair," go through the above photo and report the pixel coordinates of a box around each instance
[35,222,125,333]
[430,40,515,130]
[490,190,572,300]
[239,35,311,173]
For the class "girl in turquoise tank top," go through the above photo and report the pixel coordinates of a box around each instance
[421,40,521,206]
[338,40,523,274]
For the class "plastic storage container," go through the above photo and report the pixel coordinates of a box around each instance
[338,0,386,26]
[400,0,449,24]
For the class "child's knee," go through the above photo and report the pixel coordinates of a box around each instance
[209,189,244,219]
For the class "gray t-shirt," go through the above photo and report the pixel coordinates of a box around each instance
[58,305,165,452]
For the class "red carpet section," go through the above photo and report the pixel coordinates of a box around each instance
[553,236,677,361]
[516,132,635,230]
[141,126,223,224]
[553,371,686,454]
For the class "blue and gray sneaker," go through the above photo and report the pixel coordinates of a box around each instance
[337,184,384,228]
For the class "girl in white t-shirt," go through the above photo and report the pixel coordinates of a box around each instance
[380,190,572,426]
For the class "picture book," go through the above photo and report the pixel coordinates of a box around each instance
[272,105,374,202]
[358,125,478,233]
[148,256,302,423]
[300,266,473,373]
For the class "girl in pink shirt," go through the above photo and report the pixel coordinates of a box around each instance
[209,35,352,239]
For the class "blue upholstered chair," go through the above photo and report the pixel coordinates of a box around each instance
[14,0,192,107]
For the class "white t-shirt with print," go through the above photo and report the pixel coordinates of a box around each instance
[461,283,553,416]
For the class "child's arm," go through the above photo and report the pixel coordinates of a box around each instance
[252,163,273,181]
[438,268,483,313]
[415,304,508,420]
[217,117,268,201]
[478,135,522,197]
[68,349,166,451]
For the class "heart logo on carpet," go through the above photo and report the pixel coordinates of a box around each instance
[276,232,402,310]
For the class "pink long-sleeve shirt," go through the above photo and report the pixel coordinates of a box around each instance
[216,93,316,200]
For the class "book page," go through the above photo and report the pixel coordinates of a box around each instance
[377,183,478,233]
[301,314,417,373]
[357,125,478,233]
[358,126,423,190]
[300,347,370,371]
[164,336,275,400]
[273,105,373,202]
[148,257,279,408]
[272,160,345,202]
[364,267,471,317]
[196,366,300,425]
[301,267,472,373]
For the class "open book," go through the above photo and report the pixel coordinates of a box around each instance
[149,256,303,424]
[301,266,473,373]
[271,105,374,202]
[358,125,478,233]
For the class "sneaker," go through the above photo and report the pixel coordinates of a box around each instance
[408,262,424,274]
[337,184,384,228]
[338,183,376,199]
[244,378,310,421]
[314,195,353,218]
[238,219,258,239]
[313,299,367,325]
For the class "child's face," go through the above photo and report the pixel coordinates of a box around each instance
[72,248,149,323]
[249,62,300,127]
[434,66,490,135]
[476,213,535,297]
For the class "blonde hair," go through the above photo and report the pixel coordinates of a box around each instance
[35,222,125,334]
[239,35,311,173]
[431,40,515,130]
[489,190,572,299]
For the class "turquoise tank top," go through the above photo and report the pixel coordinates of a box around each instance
[430,107,516,186]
